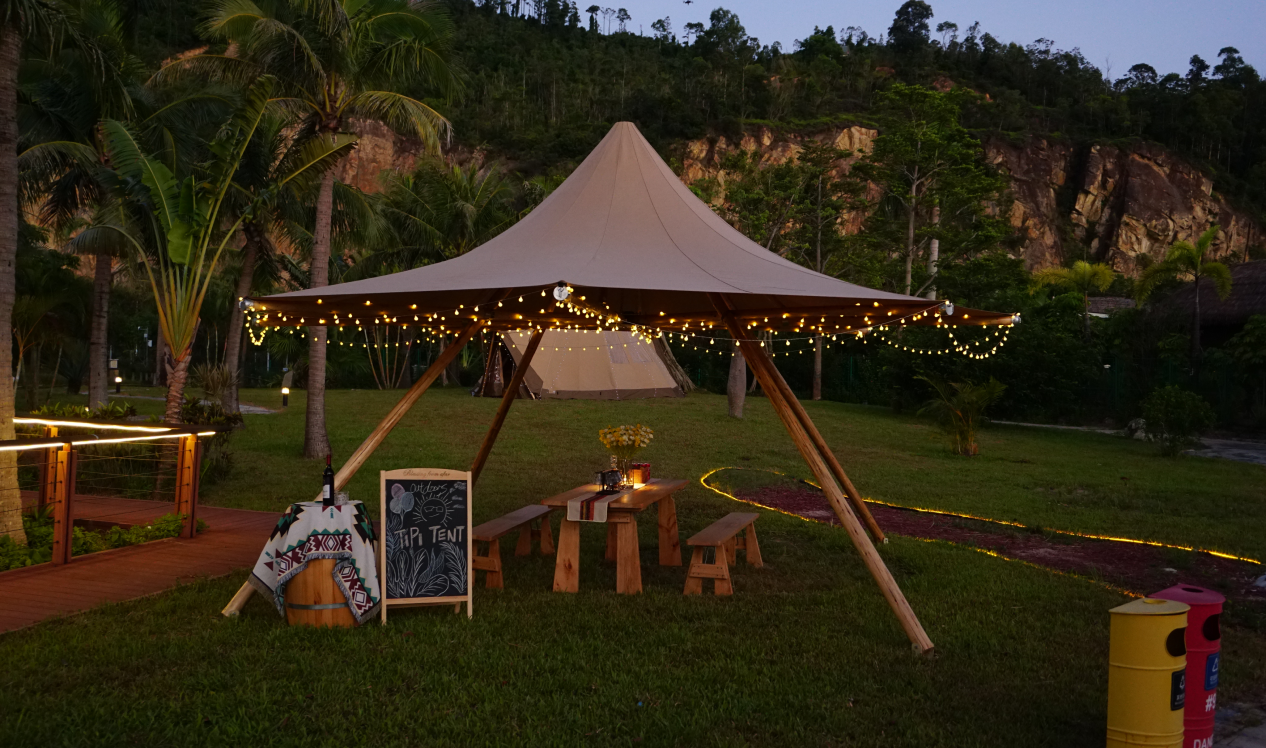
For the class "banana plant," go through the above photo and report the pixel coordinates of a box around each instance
[95,76,284,422]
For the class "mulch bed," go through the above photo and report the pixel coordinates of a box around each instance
[738,485,1266,606]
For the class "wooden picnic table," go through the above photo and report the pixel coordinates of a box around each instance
[541,478,687,594]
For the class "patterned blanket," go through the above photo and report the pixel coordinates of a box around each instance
[249,501,381,624]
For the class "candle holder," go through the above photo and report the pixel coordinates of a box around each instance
[627,462,651,487]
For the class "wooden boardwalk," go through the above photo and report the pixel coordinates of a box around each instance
[0,495,277,634]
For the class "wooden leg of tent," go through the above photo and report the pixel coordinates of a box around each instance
[758,348,886,544]
[478,333,498,397]
[222,319,483,618]
[471,327,544,485]
[330,319,482,494]
[710,295,933,654]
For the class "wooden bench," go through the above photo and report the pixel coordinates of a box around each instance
[684,512,762,596]
[472,505,555,588]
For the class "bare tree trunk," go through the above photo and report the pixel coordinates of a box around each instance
[444,334,462,386]
[304,169,334,459]
[164,352,191,423]
[0,25,21,543]
[727,346,745,417]
[653,336,696,393]
[222,235,260,415]
[88,252,112,409]
[45,343,62,406]
[437,338,449,386]
[813,334,823,401]
[1191,281,1202,361]
[748,331,767,394]
[24,344,40,411]
[903,200,917,296]
[924,204,940,300]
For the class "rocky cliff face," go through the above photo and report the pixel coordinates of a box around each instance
[334,120,424,193]
[986,137,1260,273]
[678,124,880,234]
[337,119,1261,275]
[677,126,1261,274]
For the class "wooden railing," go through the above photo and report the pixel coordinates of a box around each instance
[2,420,227,565]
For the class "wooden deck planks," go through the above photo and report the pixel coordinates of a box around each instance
[0,496,277,634]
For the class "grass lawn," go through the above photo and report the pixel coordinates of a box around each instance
[2,386,1263,745]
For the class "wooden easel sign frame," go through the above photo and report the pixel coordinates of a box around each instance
[379,468,473,621]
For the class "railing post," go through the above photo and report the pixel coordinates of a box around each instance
[188,438,202,538]
[174,434,199,538]
[50,444,75,565]
[37,426,58,510]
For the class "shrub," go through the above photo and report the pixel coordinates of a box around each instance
[179,395,242,482]
[190,363,237,405]
[29,401,138,420]
[0,511,200,571]
[916,376,1007,456]
[1140,386,1215,456]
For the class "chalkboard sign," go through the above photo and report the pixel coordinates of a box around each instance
[379,468,472,620]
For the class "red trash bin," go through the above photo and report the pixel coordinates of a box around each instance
[1150,585,1225,748]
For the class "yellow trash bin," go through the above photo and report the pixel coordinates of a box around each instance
[1107,597,1190,747]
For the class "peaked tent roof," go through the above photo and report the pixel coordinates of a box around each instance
[502,330,683,400]
[252,122,1013,333]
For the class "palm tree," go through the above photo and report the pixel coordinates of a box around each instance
[220,115,357,414]
[369,158,513,385]
[375,159,514,268]
[1136,225,1232,359]
[1,0,74,544]
[174,0,460,458]
[20,0,138,410]
[1032,260,1115,336]
[89,78,280,421]
[20,0,234,410]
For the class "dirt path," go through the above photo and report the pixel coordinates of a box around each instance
[736,484,1265,608]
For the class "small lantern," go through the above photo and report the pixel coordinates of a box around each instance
[281,386,290,407]
[596,469,622,493]
[114,375,123,393]
[628,463,651,488]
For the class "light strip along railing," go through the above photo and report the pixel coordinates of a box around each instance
[14,417,176,433]
[1,422,227,565]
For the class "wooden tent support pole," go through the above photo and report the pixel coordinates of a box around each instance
[471,327,544,485]
[327,319,483,495]
[222,319,483,618]
[758,348,885,544]
[710,294,933,654]
[477,333,498,397]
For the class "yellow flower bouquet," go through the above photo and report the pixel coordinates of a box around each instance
[598,424,654,460]
[598,425,654,485]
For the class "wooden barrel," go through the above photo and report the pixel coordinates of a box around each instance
[284,559,358,628]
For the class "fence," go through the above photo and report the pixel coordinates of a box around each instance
[1,418,223,567]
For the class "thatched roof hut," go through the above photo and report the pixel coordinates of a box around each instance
[1165,261,1266,330]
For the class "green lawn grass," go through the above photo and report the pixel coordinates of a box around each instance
[3,386,1263,746]
[202,387,1266,562]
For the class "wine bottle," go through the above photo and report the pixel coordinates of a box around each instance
[322,454,335,507]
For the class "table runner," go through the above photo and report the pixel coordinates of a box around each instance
[566,490,626,522]
[249,501,381,624]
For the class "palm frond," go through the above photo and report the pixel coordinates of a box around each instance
[1202,261,1233,300]
[199,0,269,40]
[1135,260,1176,302]
[343,90,449,151]
[275,133,358,193]
[99,120,184,243]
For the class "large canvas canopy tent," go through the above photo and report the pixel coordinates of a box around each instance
[237,122,1017,652]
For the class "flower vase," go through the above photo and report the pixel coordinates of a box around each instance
[609,454,634,487]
